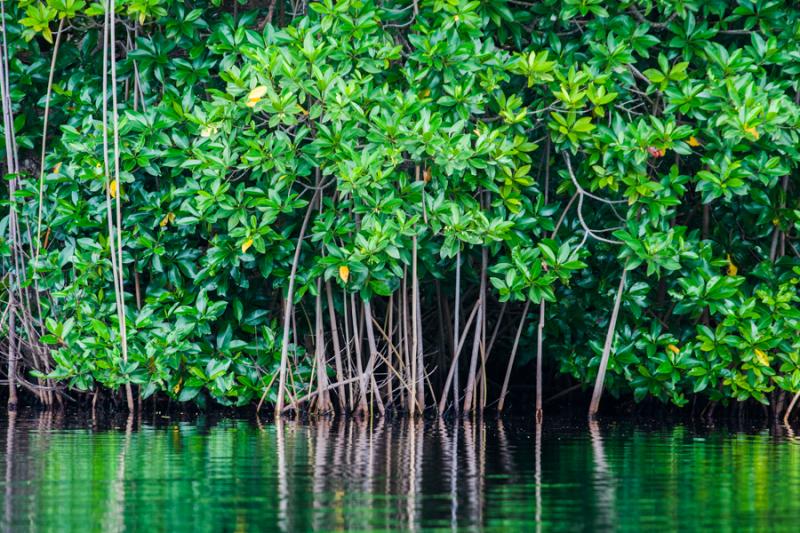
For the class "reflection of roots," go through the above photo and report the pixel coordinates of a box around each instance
[589,420,616,530]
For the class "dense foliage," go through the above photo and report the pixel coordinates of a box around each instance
[3,0,800,416]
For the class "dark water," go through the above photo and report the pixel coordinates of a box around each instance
[0,411,799,532]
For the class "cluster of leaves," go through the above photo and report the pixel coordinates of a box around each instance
[3,0,800,411]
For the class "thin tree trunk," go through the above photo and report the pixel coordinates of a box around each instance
[414,274,425,414]
[463,247,487,413]
[437,300,481,415]
[401,269,413,411]
[7,290,16,411]
[342,288,355,411]
[535,299,544,421]
[106,0,134,412]
[411,217,421,412]
[314,280,332,413]
[498,300,530,413]
[350,294,367,413]
[275,189,320,413]
[588,266,629,417]
[452,250,461,413]
[34,18,65,262]
[0,0,19,411]
[361,299,385,416]
[385,294,395,405]
[784,391,800,424]
[325,281,344,409]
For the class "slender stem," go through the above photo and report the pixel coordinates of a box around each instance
[438,300,481,416]
[783,391,800,424]
[275,188,320,413]
[314,280,332,413]
[498,300,530,413]
[535,299,544,421]
[109,0,134,412]
[452,250,461,413]
[361,299,385,416]
[325,281,345,409]
[463,246,487,413]
[34,18,65,264]
[588,264,629,417]
[0,0,18,410]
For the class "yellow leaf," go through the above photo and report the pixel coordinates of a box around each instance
[338,265,350,283]
[772,218,780,226]
[246,86,268,108]
[160,212,175,227]
[200,125,216,138]
[755,348,770,366]
[53,162,62,174]
[688,136,701,147]
[726,254,738,276]
[744,126,760,140]
[667,344,680,355]
[241,238,254,253]
[109,180,118,198]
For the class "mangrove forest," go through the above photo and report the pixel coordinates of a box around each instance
[2,0,800,422]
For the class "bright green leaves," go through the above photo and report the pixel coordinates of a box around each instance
[550,112,595,145]
[643,54,689,91]
[20,2,57,42]
[491,239,585,304]
[496,93,528,125]
[628,323,688,405]
[50,0,86,18]
[537,239,586,282]
[126,0,167,24]
[614,223,686,277]
[672,272,745,318]
[20,0,162,42]
[560,0,608,19]
[512,50,556,87]
[546,68,620,148]
[586,83,617,117]
[491,247,555,303]
[553,68,589,109]
[695,157,748,202]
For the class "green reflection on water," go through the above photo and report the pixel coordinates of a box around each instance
[1,411,799,532]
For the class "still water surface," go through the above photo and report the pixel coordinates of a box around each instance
[0,411,799,531]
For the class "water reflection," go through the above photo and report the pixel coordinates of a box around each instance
[3,411,14,533]
[589,419,615,531]
[1,412,800,531]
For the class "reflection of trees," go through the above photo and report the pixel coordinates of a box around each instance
[276,419,288,533]
[589,419,616,531]
[461,418,487,530]
[103,414,133,531]
[22,416,796,531]
[1,416,523,531]
[437,418,459,531]
[3,411,16,532]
